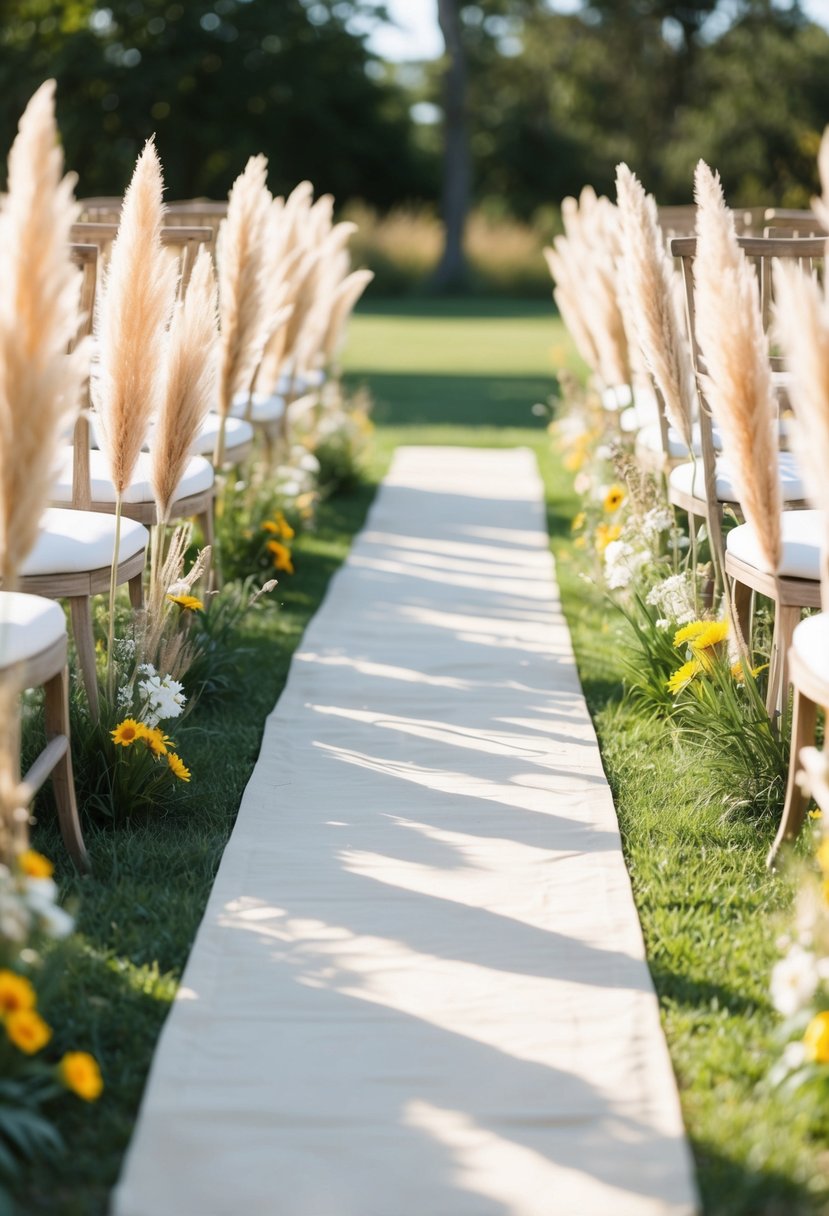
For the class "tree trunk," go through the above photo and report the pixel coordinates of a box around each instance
[433,0,470,292]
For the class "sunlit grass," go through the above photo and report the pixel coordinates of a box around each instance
[18,297,829,1214]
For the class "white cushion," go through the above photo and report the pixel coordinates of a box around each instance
[274,370,324,394]
[792,613,829,686]
[0,592,66,668]
[637,422,693,460]
[726,510,824,579]
[191,414,254,456]
[230,393,285,423]
[669,450,805,503]
[20,508,148,576]
[51,449,214,506]
[302,367,325,389]
[601,384,633,411]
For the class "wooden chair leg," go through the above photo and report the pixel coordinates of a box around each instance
[68,596,99,722]
[197,504,219,590]
[128,572,144,610]
[729,577,753,656]
[44,666,90,874]
[767,604,800,723]
[768,684,818,868]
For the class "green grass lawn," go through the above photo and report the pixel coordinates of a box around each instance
[18,297,829,1215]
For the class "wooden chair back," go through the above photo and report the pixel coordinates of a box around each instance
[68,245,99,509]
[763,209,826,238]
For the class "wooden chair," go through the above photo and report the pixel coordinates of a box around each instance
[768,611,829,863]
[53,230,218,548]
[671,234,823,719]
[0,592,89,871]
[16,245,149,719]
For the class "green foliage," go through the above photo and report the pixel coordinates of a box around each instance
[0,0,427,204]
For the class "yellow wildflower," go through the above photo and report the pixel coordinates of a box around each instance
[167,593,204,612]
[0,971,36,1015]
[731,660,769,683]
[667,659,702,696]
[595,523,622,555]
[564,450,585,473]
[266,540,295,574]
[809,809,823,821]
[673,621,708,648]
[690,620,728,653]
[167,752,191,782]
[5,1009,51,1055]
[816,838,829,874]
[263,511,295,541]
[571,512,586,532]
[574,536,587,550]
[603,484,626,513]
[111,719,147,748]
[804,1011,829,1063]
[143,727,170,757]
[58,1052,104,1102]
[17,850,54,880]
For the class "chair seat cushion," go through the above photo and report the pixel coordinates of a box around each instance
[669,450,805,503]
[52,449,214,506]
[726,510,823,579]
[0,592,66,668]
[230,393,285,423]
[191,414,254,456]
[792,612,829,687]
[20,508,148,576]
[274,369,325,395]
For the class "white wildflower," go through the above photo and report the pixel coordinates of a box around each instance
[573,472,592,496]
[782,1040,807,1070]
[604,540,649,591]
[642,507,674,539]
[771,944,819,1016]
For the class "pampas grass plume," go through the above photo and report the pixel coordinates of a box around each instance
[216,154,271,415]
[152,248,218,522]
[95,137,177,495]
[693,159,780,570]
[0,80,88,588]
[615,163,695,447]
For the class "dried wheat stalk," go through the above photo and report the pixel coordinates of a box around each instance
[694,160,780,570]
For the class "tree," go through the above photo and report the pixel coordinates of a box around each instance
[433,0,471,290]
[0,0,426,205]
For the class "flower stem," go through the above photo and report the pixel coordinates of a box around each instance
[106,491,123,702]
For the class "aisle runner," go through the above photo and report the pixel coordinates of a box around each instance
[113,447,698,1216]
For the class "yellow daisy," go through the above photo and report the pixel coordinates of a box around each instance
[595,523,622,555]
[0,970,36,1015]
[690,620,729,652]
[571,512,586,533]
[167,593,204,612]
[673,621,708,648]
[274,511,295,541]
[143,727,171,757]
[5,1009,51,1055]
[58,1052,104,1102]
[266,540,295,574]
[17,849,54,880]
[804,1011,829,1063]
[111,719,147,747]
[603,484,626,513]
[167,752,191,782]
[817,838,829,874]
[667,658,702,696]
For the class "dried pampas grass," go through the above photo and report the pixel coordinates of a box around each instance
[615,163,695,447]
[322,269,374,366]
[773,261,829,602]
[216,155,271,418]
[0,80,88,588]
[152,248,218,523]
[95,138,177,496]
[693,160,780,570]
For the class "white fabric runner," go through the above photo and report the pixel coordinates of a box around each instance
[112,447,698,1216]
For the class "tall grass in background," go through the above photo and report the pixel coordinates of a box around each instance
[342,202,559,297]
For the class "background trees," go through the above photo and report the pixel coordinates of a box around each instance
[0,1,826,230]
